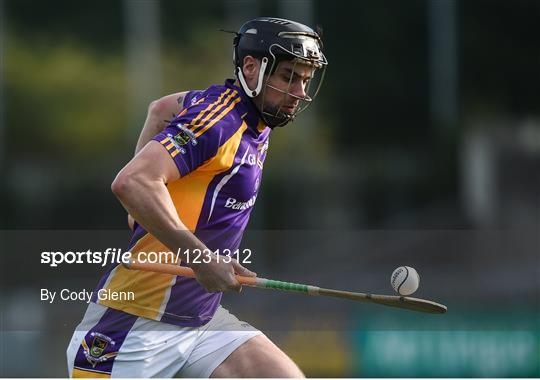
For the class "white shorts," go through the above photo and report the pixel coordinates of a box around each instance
[66,302,262,378]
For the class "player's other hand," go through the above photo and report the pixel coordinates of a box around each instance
[190,254,256,293]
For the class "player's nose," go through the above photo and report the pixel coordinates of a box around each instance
[290,81,307,99]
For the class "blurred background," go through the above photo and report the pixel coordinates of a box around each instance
[1,0,539,377]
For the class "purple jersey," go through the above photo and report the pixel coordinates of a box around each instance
[93,80,270,327]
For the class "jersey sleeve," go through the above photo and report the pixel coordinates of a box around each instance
[152,88,241,177]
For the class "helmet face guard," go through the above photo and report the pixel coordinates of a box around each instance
[233,18,328,128]
[258,43,327,128]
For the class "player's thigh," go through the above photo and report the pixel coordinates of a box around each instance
[210,334,305,378]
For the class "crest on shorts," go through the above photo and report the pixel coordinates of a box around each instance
[81,332,118,368]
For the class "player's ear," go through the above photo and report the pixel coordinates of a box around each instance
[242,55,260,81]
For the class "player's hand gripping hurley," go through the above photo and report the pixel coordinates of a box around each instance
[124,261,447,314]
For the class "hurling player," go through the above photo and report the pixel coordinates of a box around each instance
[67,17,327,378]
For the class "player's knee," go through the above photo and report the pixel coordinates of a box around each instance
[212,335,304,378]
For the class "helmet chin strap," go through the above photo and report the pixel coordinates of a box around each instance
[236,57,268,97]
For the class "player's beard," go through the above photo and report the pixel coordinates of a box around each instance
[261,103,293,129]
[252,86,295,128]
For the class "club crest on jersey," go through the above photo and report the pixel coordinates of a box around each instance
[166,133,187,154]
[174,123,198,147]
[81,332,118,368]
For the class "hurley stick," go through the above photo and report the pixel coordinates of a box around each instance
[123,260,447,314]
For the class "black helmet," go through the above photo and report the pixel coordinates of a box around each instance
[233,17,328,128]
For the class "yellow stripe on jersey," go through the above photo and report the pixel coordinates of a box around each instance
[187,89,231,131]
[200,120,249,171]
[98,234,177,320]
[176,96,204,119]
[167,120,248,229]
[190,90,239,134]
[72,368,111,378]
[160,137,178,154]
[195,97,242,138]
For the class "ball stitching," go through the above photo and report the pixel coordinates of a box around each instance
[397,266,409,294]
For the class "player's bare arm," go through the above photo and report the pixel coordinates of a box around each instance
[112,140,255,292]
[134,92,187,155]
[128,92,187,230]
